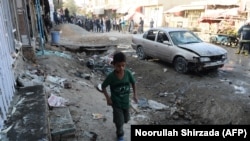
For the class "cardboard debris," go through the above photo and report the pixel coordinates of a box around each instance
[92,113,103,119]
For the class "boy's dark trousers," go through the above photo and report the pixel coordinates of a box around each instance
[112,106,130,138]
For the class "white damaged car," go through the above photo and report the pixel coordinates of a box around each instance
[131,27,228,73]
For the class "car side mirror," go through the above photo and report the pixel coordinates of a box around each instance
[163,41,171,45]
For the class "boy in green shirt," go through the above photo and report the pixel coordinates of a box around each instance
[101,51,138,141]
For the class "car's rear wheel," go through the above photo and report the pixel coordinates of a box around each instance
[174,57,188,73]
[136,46,146,60]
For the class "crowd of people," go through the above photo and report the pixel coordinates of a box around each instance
[82,16,144,34]
[53,8,76,24]
[49,7,148,34]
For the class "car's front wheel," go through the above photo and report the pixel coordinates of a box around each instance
[136,46,146,60]
[174,57,188,73]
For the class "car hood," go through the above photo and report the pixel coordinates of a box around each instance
[178,42,227,56]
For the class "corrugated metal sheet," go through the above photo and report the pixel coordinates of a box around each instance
[0,0,16,130]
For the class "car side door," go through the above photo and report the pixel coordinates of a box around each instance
[155,31,174,62]
[141,30,158,58]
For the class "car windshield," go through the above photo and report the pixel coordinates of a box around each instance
[169,31,203,45]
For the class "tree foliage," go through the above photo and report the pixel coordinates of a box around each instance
[53,0,63,10]
[77,8,86,15]
[63,0,77,16]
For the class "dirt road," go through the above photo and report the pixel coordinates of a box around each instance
[35,24,250,141]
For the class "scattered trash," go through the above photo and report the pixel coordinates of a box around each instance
[96,84,103,93]
[158,92,172,97]
[92,113,103,119]
[170,107,177,115]
[0,125,13,134]
[17,73,44,87]
[16,98,25,106]
[48,94,68,107]
[63,81,72,89]
[74,72,92,80]
[100,55,113,65]
[11,52,18,59]
[83,74,91,80]
[233,85,246,94]
[130,102,140,113]
[137,98,149,108]
[87,59,95,69]
[163,68,168,72]
[78,81,94,88]
[11,107,16,115]
[25,92,34,95]
[77,56,85,62]
[14,39,22,51]
[36,50,72,59]
[132,114,150,122]
[83,131,98,141]
[103,66,113,76]
[46,75,67,87]
[131,98,168,110]
[148,100,168,110]
[92,62,113,75]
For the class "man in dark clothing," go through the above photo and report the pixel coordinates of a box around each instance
[53,10,59,25]
[236,20,250,56]
[64,8,70,23]
[138,17,144,34]
[105,17,111,32]
[100,18,104,33]
[96,18,101,32]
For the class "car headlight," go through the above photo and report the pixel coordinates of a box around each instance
[200,57,211,62]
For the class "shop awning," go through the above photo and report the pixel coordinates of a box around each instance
[198,18,222,23]
[164,5,186,13]
[199,8,240,23]
[164,5,205,13]
[199,9,225,23]
[206,0,238,6]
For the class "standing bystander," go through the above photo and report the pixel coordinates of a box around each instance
[128,19,134,34]
[235,20,250,56]
[64,8,70,23]
[138,17,144,34]
[150,18,154,28]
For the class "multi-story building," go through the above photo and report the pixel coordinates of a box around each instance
[88,0,200,27]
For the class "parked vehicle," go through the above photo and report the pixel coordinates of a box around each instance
[209,33,239,47]
[131,27,228,73]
